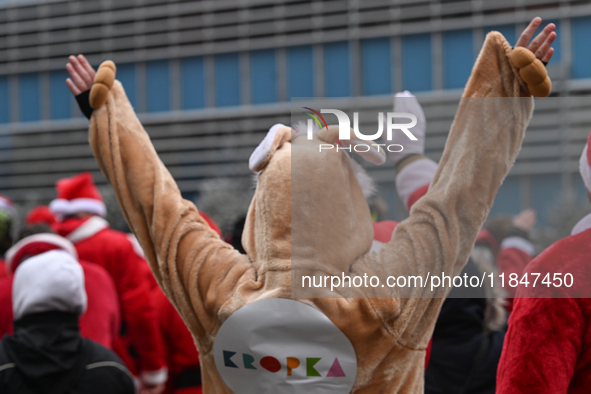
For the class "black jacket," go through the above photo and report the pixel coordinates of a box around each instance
[425,259,505,394]
[0,311,135,394]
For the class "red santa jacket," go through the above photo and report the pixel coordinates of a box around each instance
[134,228,205,394]
[0,260,6,279]
[0,255,120,349]
[496,214,591,394]
[153,288,202,394]
[55,215,167,383]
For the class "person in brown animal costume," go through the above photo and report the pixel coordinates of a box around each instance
[65,17,555,394]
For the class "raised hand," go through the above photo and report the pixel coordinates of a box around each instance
[516,17,556,64]
[388,91,427,166]
[512,208,537,232]
[66,54,96,95]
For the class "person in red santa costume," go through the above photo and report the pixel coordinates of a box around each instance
[25,205,58,229]
[0,227,120,350]
[48,171,168,394]
[496,129,591,393]
[0,194,16,279]
[134,217,212,394]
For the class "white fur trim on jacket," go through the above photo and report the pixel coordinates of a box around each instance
[140,367,168,386]
[5,233,78,273]
[49,198,107,218]
[395,158,438,209]
[572,213,591,236]
[66,216,110,244]
[500,236,534,257]
[12,250,87,320]
[580,145,591,193]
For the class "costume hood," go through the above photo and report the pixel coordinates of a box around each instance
[242,123,386,286]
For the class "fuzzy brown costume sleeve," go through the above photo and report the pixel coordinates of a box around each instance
[356,32,536,347]
[88,80,255,344]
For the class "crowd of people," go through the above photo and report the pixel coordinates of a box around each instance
[0,15,589,394]
[0,172,206,393]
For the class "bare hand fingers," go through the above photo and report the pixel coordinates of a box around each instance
[66,62,88,91]
[77,54,96,80]
[516,17,542,48]
[534,31,556,60]
[528,23,556,55]
[69,55,93,87]
[541,47,554,63]
[65,78,81,96]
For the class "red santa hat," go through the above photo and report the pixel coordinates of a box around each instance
[580,130,591,193]
[0,194,16,217]
[4,233,78,274]
[49,172,106,218]
[25,205,57,227]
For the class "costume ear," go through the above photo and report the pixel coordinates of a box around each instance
[317,124,340,144]
[342,138,387,166]
[249,124,292,172]
[317,125,386,166]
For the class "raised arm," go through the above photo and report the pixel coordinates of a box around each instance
[356,21,554,343]
[66,57,255,342]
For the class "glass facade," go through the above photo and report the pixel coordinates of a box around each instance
[4,19,591,121]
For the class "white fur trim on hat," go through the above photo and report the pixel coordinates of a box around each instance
[12,250,87,320]
[580,144,591,193]
[500,236,534,257]
[572,213,591,236]
[396,158,438,209]
[5,233,78,273]
[249,124,287,172]
[49,198,107,218]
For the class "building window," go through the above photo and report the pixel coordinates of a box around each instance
[19,73,40,122]
[0,76,8,124]
[287,45,314,98]
[49,70,71,120]
[489,176,521,216]
[250,49,277,104]
[572,17,591,78]
[531,174,561,225]
[180,57,205,110]
[486,25,516,45]
[443,29,474,89]
[576,176,590,204]
[402,34,432,92]
[146,60,171,113]
[117,63,137,109]
[360,38,392,96]
[324,41,351,97]
[215,53,241,107]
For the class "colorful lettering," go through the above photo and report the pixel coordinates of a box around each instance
[243,353,257,370]
[286,357,300,377]
[326,358,346,377]
[260,356,281,373]
[223,351,238,368]
[306,358,321,377]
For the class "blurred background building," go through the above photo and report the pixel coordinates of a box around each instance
[0,0,590,238]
